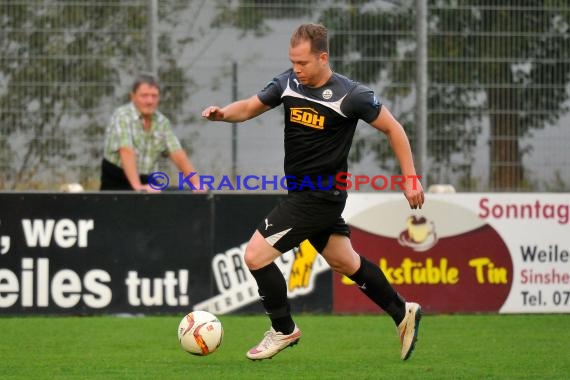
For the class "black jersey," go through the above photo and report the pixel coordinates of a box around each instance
[257,68,382,199]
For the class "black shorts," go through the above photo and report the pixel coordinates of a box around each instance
[256,192,350,253]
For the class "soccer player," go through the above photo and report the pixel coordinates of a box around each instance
[202,23,424,361]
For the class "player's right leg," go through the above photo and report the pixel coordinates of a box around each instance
[245,193,344,360]
[244,193,344,360]
[246,324,302,360]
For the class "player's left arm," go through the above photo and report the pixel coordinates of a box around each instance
[369,106,425,209]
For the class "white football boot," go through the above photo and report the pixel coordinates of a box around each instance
[246,325,301,360]
[398,302,422,360]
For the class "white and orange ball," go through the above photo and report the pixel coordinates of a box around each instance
[177,310,223,356]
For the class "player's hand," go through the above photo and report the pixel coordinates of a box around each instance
[404,176,424,209]
[202,106,224,121]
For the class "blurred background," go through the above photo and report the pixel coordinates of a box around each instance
[1,0,569,192]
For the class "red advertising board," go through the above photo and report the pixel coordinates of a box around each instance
[333,193,569,314]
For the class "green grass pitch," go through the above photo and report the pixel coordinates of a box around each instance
[0,314,568,379]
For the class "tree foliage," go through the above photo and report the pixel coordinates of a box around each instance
[211,0,570,190]
[427,0,570,189]
[325,0,570,189]
[3,1,568,191]
[0,1,190,189]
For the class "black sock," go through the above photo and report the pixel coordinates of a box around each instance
[348,255,406,324]
[250,262,295,334]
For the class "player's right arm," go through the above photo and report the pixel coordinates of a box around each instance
[202,95,270,123]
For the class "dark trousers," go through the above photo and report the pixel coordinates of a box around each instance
[100,158,149,191]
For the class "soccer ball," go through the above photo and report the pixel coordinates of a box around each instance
[177,310,223,356]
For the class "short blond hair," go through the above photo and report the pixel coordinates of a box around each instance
[290,23,329,55]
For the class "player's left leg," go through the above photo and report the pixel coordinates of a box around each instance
[320,234,422,360]
[322,234,406,323]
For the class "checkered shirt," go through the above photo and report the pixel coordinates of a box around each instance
[103,102,182,174]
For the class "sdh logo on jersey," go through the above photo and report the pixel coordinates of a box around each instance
[290,107,325,130]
